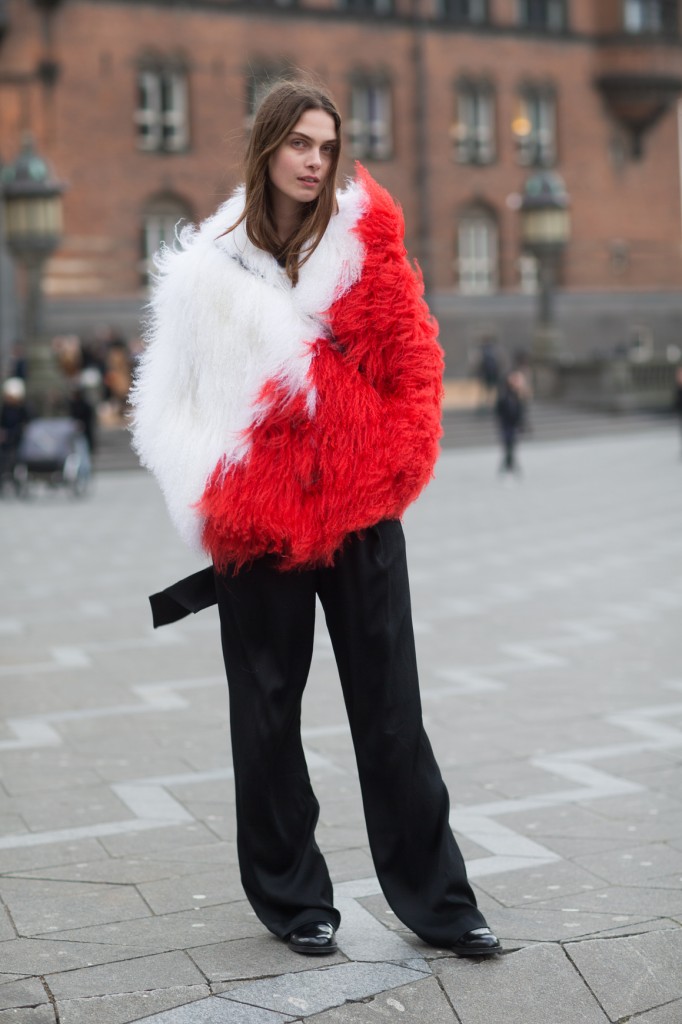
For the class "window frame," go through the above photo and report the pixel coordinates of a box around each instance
[245,64,293,129]
[513,84,558,168]
[457,208,499,295]
[439,0,488,23]
[347,77,394,161]
[623,0,675,33]
[517,0,567,31]
[140,196,192,283]
[453,78,496,165]
[340,0,394,13]
[135,64,189,154]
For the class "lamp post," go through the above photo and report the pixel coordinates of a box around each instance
[1,134,65,412]
[519,170,570,361]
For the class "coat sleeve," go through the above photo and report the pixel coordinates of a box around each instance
[326,165,444,509]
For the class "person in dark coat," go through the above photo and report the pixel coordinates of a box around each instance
[674,366,682,457]
[495,369,527,475]
[0,377,29,489]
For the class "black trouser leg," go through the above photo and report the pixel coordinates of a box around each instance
[317,520,486,947]
[214,562,339,938]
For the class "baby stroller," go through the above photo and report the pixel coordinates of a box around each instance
[13,417,92,498]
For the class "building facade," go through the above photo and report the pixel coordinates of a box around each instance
[1,0,682,373]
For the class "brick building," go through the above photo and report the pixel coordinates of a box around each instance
[1,0,682,374]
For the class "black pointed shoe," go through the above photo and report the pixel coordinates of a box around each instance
[287,921,338,955]
[451,927,502,957]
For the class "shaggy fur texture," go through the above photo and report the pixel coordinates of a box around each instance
[131,165,443,570]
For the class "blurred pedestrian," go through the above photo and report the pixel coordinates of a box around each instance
[103,339,132,421]
[475,335,500,410]
[0,377,29,491]
[131,78,500,960]
[68,384,97,455]
[495,369,527,476]
[674,365,682,456]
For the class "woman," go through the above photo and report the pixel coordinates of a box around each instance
[131,79,500,958]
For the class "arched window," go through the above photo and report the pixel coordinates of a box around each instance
[457,207,499,295]
[135,58,190,153]
[140,195,192,283]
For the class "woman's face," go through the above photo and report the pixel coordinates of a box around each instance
[268,108,338,212]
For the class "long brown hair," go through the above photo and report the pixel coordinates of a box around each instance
[227,78,341,286]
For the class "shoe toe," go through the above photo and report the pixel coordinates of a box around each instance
[451,927,502,957]
[287,921,337,955]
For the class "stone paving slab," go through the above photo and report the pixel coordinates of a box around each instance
[0,937,157,975]
[303,975,458,1022]
[0,877,152,936]
[0,1007,57,1023]
[0,979,51,1012]
[56,986,212,1024]
[188,937,347,985]
[215,963,428,1018]
[134,997,295,1023]
[630,1002,682,1024]
[2,431,682,1022]
[434,944,611,1024]
[566,929,682,1021]
[45,900,265,952]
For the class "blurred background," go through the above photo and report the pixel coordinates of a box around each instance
[1,0,682,451]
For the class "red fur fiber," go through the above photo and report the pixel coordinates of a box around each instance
[199,166,444,570]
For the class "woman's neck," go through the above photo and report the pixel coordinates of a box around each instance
[270,193,303,246]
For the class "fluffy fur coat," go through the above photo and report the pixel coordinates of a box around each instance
[130,164,444,570]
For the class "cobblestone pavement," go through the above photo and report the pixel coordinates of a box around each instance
[1,428,681,1024]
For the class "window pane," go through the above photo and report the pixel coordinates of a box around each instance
[342,0,393,11]
[455,84,495,164]
[458,214,498,294]
[519,0,565,29]
[348,82,392,159]
[141,204,190,281]
[162,72,189,152]
[624,0,666,31]
[514,88,556,166]
[135,71,162,151]
[441,0,487,19]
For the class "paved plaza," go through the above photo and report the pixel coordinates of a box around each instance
[1,426,681,1023]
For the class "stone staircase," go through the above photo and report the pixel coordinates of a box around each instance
[93,402,674,474]
[441,401,672,450]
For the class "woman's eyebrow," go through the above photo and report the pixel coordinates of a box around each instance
[288,131,338,145]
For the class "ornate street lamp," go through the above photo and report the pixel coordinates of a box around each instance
[1,134,65,411]
[519,170,570,360]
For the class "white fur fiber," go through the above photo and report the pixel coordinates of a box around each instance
[130,177,367,552]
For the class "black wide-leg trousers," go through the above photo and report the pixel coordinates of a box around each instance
[213,519,485,946]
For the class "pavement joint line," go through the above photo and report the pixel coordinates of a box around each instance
[0,818,190,850]
[0,632,188,678]
[0,682,679,878]
[0,677,229,752]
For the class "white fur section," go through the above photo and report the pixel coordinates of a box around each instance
[130,178,367,552]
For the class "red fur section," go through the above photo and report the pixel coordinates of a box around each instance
[199,166,444,570]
